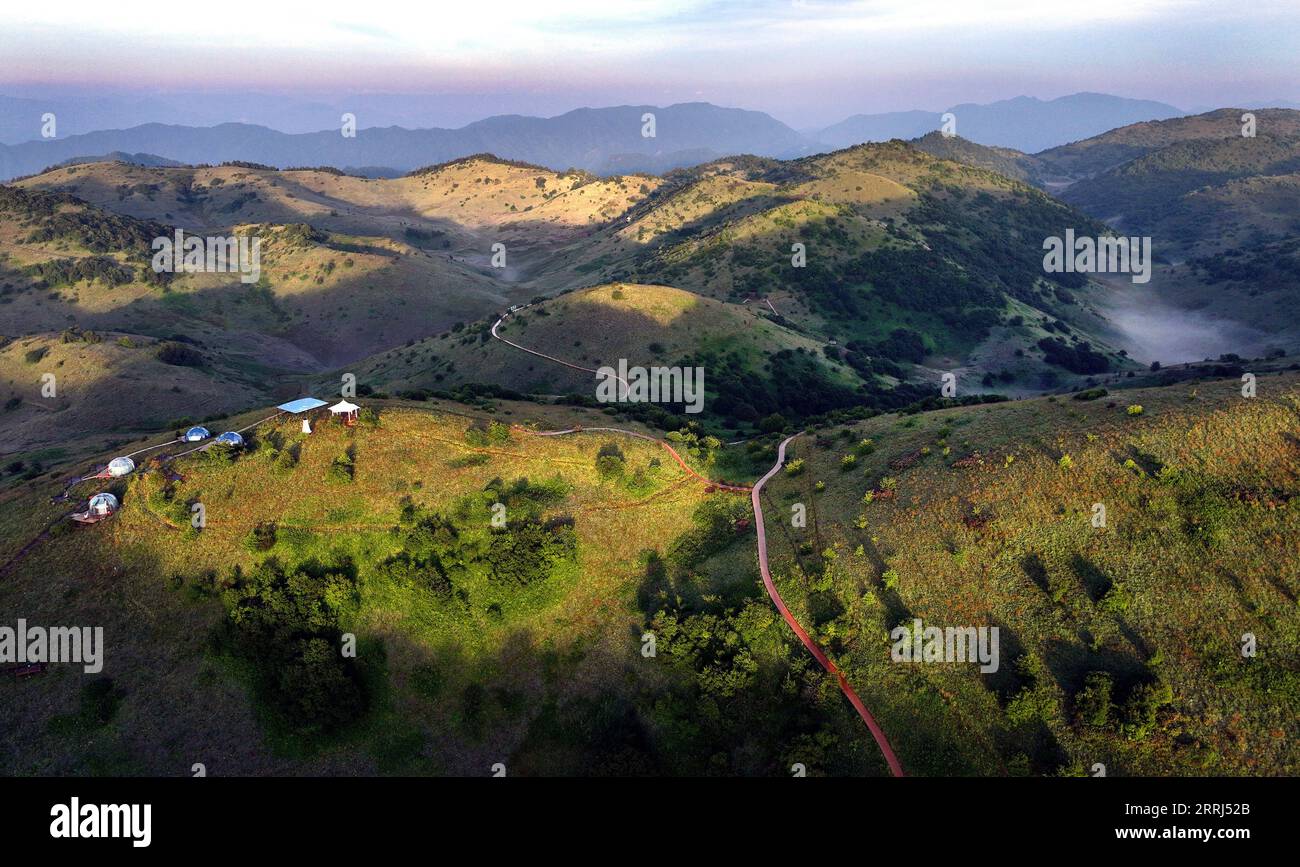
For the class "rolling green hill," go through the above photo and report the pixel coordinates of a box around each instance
[1035,108,1300,181]
[2,368,1294,775]
[351,281,885,434]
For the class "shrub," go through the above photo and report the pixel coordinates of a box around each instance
[374,552,453,600]
[595,441,626,478]
[244,522,277,552]
[1126,404,1144,416]
[328,452,355,483]
[205,443,240,464]
[274,447,299,473]
[1038,337,1109,374]
[1074,671,1115,728]
[1072,387,1108,401]
[156,342,204,367]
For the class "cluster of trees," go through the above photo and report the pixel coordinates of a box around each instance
[1072,669,1173,741]
[697,347,861,425]
[275,222,326,248]
[217,558,367,736]
[485,517,577,587]
[619,496,869,775]
[403,227,451,248]
[1037,337,1110,374]
[5,184,169,262]
[59,326,103,344]
[26,256,135,289]
[1191,237,1300,294]
[379,480,577,603]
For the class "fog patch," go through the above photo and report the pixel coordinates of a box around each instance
[1101,283,1272,364]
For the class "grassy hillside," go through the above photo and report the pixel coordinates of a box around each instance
[1036,108,1300,180]
[0,399,874,776]
[760,371,1300,775]
[9,146,1145,426]
[17,157,659,275]
[1060,134,1300,255]
[1031,110,1300,361]
[908,132,1047,185]
[3,369,1295,776]
[353,282,875,433]
[538,143,1132,393]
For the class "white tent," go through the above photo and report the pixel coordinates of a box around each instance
[329,401,360,425]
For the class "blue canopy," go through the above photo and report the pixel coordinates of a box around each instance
[277,397,329,414]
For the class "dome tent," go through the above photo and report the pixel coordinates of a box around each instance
[107,456,135,477]
[215,431,244,447]
[184,426,211,442]
[88,493,119,517]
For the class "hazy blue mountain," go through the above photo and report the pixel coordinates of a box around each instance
[816,93,1185,154]
[0,91,637,143]
[0,103,812,180]
[814,110,939,148]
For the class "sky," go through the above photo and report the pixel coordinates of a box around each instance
[2,0,1297,128]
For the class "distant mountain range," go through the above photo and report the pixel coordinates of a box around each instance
[0,93,1197,181]
[815,93,1185,153]
[0,103,813,181]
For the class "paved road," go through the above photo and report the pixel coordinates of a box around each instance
[753,434,906,777]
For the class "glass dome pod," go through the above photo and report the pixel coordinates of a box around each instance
[88,493,119,516]
[107,456,136,477]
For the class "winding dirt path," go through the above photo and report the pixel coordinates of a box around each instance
[753,434,906,777]
[492,306,629,387]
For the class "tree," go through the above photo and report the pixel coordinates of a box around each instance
[1074,671,1114,728]
[595,441,626,478]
